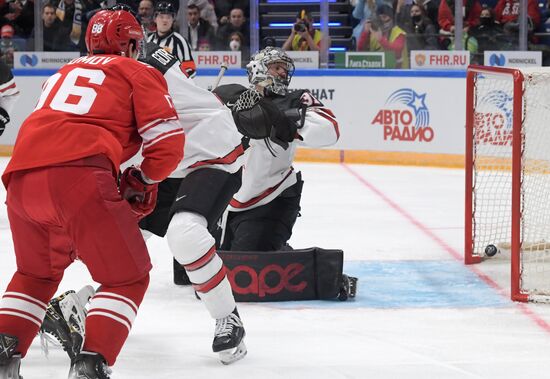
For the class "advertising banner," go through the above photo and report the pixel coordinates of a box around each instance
[285,75,465,154]
[194,51,241,68]
[14,51,80,69]
[332,52,396,69]
[285,51,319,68]
[483,51,542,67]
[8,71,467,156]
[410,50,470,69]
[194,72,466,154]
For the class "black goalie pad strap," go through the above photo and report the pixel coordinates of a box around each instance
[218,247,344,302]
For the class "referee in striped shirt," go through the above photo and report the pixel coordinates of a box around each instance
[148,2,197,77]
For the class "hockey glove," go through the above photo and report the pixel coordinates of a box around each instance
[262,100,300,150]
[120,167,158,219]
[0,107,10,137]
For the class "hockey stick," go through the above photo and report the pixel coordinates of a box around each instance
[211,63,228,90]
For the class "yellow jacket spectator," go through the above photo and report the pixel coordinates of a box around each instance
[357,4,409,68]
[282,9,330,51]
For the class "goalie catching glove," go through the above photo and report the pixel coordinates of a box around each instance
[232,88,302,150]
[120,167,158,219]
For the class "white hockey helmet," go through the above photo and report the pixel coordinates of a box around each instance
[246,47,295,95]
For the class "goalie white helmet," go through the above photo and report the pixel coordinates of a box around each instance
[246,47,295,96]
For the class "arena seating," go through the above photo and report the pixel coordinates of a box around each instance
[258,0,354,51]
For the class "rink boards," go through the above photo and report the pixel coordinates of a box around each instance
[1,68,467,167]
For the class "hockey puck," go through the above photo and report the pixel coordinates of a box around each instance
[485,244,499,257]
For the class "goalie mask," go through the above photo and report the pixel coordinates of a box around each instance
[246,47,295,96]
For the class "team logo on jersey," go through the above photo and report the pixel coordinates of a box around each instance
[371,88,434,142]
[20,54,38,67]
[474,89,513,146]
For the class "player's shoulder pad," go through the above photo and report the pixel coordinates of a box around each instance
[0,62,13,84]
[139,42,178,75]
[212,84,248,106]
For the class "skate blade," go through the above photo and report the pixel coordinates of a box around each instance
[218,340,247,365]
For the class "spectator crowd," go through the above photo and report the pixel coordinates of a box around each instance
[1,0,550,67]
[0,0,252,65]
[351,0,549,66]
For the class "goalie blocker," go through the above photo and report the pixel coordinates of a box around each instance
[175,247,357,301]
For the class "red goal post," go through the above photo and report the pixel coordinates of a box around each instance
[465,65,550,303]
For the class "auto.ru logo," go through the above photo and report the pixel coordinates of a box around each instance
[489,53,506,66]
[20,54,38,67]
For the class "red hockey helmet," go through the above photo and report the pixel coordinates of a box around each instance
[85,9,144,57]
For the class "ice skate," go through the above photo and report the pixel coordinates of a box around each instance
[40,286,95,359]
[212,308,247,365]
[68,352,111,379]
[0,334,21,379]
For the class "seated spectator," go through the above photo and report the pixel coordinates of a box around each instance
[282,9,329,51]
[138,0,156,35]
[470,5,509,63]
[357,4,409,68]
[215,7,249,50]
[438,0,482,48]
[188,0,218,31]
[187,3,215,51]
[418,0,441,31]
[352,0,386,40]
[42,3,71,51]
[76,0,103,54]
[227,31,249,66]
[471,5,511,47]
[215,0,249,25]
[404,3,440,50]
[0,25,15,67]
[493,0,541,39]
[55,0,76,32]
[438,0,482,34]
[395,0,441,32]
[4,0,33,39]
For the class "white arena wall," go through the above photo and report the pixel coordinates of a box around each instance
[0,69,467,167]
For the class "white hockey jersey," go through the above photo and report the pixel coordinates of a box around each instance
[228,91,339,211]
[142,43,245,178]
[0,63,20,115]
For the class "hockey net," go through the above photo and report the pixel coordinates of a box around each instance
[465,65,550,302]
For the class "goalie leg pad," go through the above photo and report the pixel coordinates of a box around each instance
[167,212,236,319]
[217,247,350,302]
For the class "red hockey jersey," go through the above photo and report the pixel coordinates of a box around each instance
[2,55,184,187]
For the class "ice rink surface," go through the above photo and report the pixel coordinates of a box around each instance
[2,158,550,378]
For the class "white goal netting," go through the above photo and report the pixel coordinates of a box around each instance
[471,67,550,298]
